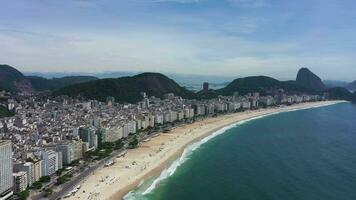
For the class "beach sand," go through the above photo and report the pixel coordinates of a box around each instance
[67,101,343,200]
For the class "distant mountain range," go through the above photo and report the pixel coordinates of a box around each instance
[216,76,314,96]
[24,71,236,86]
[323,80,349,88]
[0,64,355,103]
[55,67,355,103]
[0,64,98,92]
[27,76,98,91]
[346,81,356,91]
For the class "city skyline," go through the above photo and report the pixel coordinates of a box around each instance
[1,0,356,81]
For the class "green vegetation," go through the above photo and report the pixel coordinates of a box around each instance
[0,64,27,91]
[100,139,124,150]
[296,67,326,91]
[43,188,53,197]
[129,136,139,149]
[17,190,30,200]
[196,89,219,99]
[56,174,73,185]
[0,105,14,118]
[39,176,51,183]
[56,168,65,176]
[54,73,196,103]
[27,76,98,91]
[216,76,314,96]
[326,87,355,101]
[86,139,124,160]
[39,68,356,104]
[85,148,112,160]
[30,181,43,190]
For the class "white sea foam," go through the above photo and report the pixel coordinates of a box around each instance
[123,101,345,200]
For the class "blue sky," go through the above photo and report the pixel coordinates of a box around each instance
[1,0,356,80]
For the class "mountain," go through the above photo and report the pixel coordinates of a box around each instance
[197,89,219,99]
[324,80,349,88]
[54,73,196,103]
[27,76,98,91]
[216,76,313,96]
[0,64,99,92]
[296,68,326,91]
[346,81,356,91]
[0,64,33,92]
[326,87,355,101]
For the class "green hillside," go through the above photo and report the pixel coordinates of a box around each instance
[0,105,14,118]
[326,87,355,101]
[54,73,196,103]
[296,68,326,91]
[216,76,314,96]
[27,76,98,91]
[0,64,30,91]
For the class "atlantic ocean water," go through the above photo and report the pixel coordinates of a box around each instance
[125,102,356,200]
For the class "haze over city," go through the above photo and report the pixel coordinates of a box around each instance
[1,1,356,200]
[1,0,356,80]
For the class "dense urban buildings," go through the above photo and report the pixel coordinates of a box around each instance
[0,88,326,199]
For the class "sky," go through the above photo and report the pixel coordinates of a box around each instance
[1,0,356,81]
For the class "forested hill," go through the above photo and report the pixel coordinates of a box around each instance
[54,73,196,103]
[27,76,98,91]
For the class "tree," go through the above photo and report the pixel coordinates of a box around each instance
[39,176,51,183]
[43,188,53,197]
[30,181,42,190]
[129,136,139,149]
[17,190,30,200]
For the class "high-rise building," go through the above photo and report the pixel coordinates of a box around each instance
[57,143,71,165]
[71,140,83,161]
[22,162,34,187]
[79,128,98,149]
[0,140,13,199]
[13,171,27,193]
[57,140,83,165]
[203,82,209,91]
[41,150,59,176]
[33,161,42,182]
[57,152,63,170]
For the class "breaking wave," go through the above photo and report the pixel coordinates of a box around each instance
[123,101,343,200]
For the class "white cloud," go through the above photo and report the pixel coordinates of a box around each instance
[228,0,267,8]
[140,0,202,3]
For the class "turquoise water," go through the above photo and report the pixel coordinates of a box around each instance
[125,102,356,200]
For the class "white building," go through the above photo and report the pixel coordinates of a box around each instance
[42,150,59,176]
[102,126,123,143]
[0,140,13,199]
[13,171,27,193]
[33,161,42,182]
[154,113,164,125]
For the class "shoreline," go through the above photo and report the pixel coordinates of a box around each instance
[67,101,345,200]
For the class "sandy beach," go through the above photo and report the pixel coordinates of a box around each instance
[67,101,343,200]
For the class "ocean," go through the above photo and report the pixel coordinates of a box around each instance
[124,102,356,200]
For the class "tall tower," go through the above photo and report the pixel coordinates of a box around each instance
[203,82,209,91]
[0,140,13,198]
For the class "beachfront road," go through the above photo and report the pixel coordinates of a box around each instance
[48,148,127,200]
[47,132,156,200]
